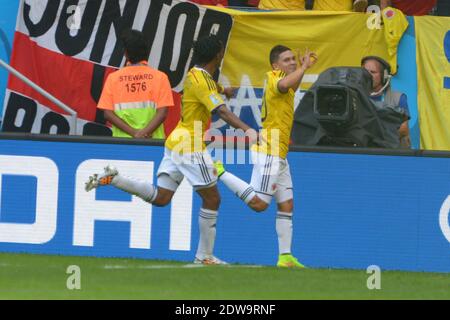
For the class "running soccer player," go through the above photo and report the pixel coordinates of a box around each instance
[85,35,255,265]
[215,45,318,268]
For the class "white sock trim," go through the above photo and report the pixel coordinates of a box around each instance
[197,208,218,258]
[276,211,293,219]
[111,174,157,203]
[276,211,293,255]
[199,208,218,219]
[200,208,218,214]
[220,172,256,204]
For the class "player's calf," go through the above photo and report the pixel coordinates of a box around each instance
[85,165,158,203]
[151,188,175,207]
[197,186,221,211]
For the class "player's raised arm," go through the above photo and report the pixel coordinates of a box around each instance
[277,49,318,93]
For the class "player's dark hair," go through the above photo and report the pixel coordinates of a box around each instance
[270,45,292,65]
[193,35,224,65]
[121,29,150,64]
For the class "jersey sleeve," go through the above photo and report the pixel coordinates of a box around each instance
[268,70,286,95]
[194,76,225,113]
[156,73,174,108]
[97,75,114,110]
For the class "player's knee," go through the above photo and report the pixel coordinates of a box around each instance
[254,203,269,212]
[205,193,221,209]
[278,199,293,212]
[199,191,220,210]
[153,193,172,207]
[250,199,269,212]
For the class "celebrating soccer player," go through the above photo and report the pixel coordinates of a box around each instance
[85,34,254,265]
[215,45,318,268]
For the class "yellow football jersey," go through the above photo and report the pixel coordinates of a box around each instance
[313,0,353,11]
[258,0,305,10]
[252,70,294,159]
[381,7,408,75]
[165,67,224,154]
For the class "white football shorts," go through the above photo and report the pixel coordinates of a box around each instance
[250,151,293,204]
[156,148,217,191]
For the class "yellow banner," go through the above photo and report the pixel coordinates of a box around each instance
[381,7,408,72]
[415,16,450,151]
[216,9,404,89]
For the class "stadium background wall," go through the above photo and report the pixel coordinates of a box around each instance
[0,134,449,273]
[0,2,424,150]
[0,1,19,121]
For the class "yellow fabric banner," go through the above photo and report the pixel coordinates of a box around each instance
[415,16,450,151]
[381,7,409,75]
[215,9,404,89]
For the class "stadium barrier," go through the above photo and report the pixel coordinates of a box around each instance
[0,133,449,273]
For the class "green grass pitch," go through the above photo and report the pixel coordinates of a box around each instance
[0,253,448,300]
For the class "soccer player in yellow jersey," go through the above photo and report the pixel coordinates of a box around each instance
[85,35,254,265]
[215,45,318,268]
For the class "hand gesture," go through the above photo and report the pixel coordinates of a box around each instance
[299,48,318,70]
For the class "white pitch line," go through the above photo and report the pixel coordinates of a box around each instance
[103,264,264,270]
[103,264,202,270]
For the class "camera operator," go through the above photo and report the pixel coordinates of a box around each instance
[361,56,411,148]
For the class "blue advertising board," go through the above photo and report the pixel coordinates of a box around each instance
[0,137,448,272]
